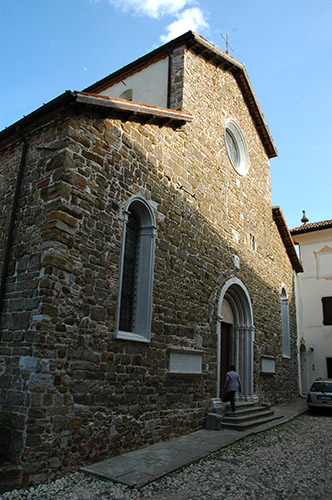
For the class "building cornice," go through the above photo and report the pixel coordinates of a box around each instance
[272,206,303,273]
[0,90,193,143]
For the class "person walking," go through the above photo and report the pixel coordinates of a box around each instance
[223,365,242,412]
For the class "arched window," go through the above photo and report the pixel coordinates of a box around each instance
[116,196,156,342]
[281,287,290,358]
[119,89,133,101]
[119,210,139,332]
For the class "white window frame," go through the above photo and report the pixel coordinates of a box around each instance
[224,119,249,176]
[115,196,156,343]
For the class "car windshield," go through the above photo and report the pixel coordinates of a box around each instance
[310,382,332,393]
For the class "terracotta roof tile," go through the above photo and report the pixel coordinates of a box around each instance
[76,91,193,118]
[290,219,332,235]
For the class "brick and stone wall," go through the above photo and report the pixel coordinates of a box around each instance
[0,44,298,490]
[180,48,298,401]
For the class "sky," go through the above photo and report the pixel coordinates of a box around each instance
[1,0,331,229]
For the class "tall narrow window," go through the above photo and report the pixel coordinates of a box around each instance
[281,287,290,358]
[119,211,139,332]
[250,234,256,251]
[116,197,156,342]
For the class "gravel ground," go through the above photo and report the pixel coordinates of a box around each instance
[2,412,332,500]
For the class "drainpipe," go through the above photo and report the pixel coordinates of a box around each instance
[0,127,28,320]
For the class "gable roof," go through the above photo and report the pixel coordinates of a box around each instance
[272,206,303,273]
[0,31,276,160]
[85,31,277,159]
[290,219,332,236]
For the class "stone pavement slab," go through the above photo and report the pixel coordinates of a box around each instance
[81,397,307,489]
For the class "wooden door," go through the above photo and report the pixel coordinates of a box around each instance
[220,322,231,396]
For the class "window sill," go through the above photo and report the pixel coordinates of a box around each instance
[115,330,150,343]
[167,347,204,355]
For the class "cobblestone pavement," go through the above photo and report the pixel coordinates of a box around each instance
[3,412,332,500]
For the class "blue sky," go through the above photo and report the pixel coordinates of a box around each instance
[1,0,331,229]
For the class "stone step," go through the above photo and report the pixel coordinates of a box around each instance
[224,405,273,418]
[222,413,283,431]
[229,401,258,409]
[221,401,283,431]
[206,400,279,431]
[223,408,275,423]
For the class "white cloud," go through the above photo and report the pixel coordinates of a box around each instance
[109,0,190,19]
[160,7,208,42]
[109,0,209,42]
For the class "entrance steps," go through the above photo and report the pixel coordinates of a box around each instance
[206,400,283,431]
[222,402,282,431]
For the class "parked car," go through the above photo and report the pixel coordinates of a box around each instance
[307,378,332,412]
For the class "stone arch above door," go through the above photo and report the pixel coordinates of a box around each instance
[221,298,234,325]
[218,277,254,327]
[216,277,256,401]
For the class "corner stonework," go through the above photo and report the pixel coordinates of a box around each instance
[169,47,185,111]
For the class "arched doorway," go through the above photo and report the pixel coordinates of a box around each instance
[217,278,255,401]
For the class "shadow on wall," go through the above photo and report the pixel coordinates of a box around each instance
[0,108,298,489]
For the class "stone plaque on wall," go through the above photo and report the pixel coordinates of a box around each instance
[261,356,275,374]
[169,350,203,374]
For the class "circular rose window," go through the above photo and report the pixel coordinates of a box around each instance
[224,119,249,176]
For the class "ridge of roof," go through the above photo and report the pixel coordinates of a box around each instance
[84,31,245,94]
[272,206,303,273]
[290,219,332,235]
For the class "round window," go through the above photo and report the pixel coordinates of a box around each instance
[224,119,249,176]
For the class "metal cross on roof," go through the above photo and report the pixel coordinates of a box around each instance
[221,33,233,54]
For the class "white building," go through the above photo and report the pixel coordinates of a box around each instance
[291,217,332,394]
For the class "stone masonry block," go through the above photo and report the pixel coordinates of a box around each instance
[205,413,223,431]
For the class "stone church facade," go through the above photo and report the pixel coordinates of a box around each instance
[0,32,302,488]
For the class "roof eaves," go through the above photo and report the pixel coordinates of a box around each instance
[0,90,193,143]
[290,219,332,235]
[236,68,277,158]
[272,206,304,273]
[0,91,77,143]
[190,32,244,71]
[76,92,193,124]
[190,33,277,159]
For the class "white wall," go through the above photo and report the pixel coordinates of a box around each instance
[100,57,169,108]
[294,228,332,393]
